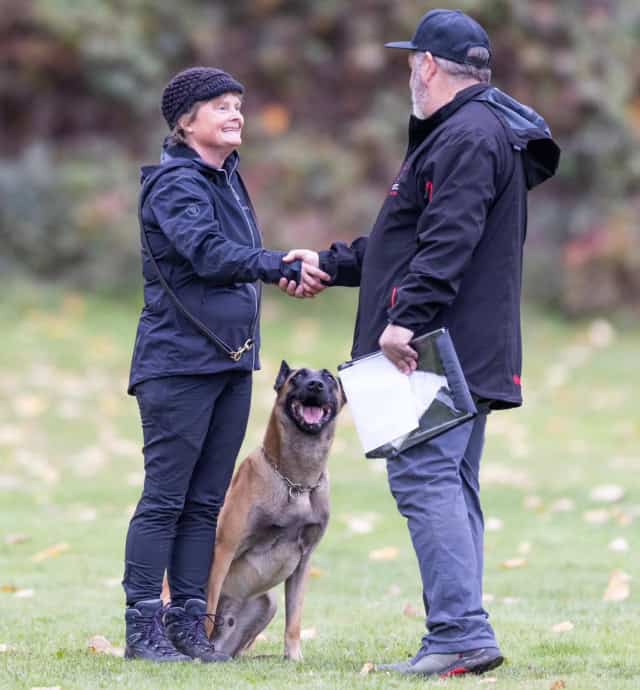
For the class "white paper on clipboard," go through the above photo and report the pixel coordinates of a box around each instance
[338,352,419,454]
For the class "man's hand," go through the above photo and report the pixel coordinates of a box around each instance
[279,249,331,298]
[379,324,418,375]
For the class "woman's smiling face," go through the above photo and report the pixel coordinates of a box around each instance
[186,92,244,153]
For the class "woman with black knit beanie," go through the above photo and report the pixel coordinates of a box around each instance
[121,66,329,663]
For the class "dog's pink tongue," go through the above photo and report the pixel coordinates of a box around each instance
[302,406,323,424]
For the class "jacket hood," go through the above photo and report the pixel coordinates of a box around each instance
[475,87,560,189]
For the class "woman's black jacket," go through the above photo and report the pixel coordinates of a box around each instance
[128,144,296,394]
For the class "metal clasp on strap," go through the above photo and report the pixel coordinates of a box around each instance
[229,338,254,362]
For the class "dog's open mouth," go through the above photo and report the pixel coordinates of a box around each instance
[290,400,334,431]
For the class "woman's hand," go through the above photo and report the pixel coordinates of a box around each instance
[279,250,331,298]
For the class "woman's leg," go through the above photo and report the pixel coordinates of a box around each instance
[122,374,228,606]
[168,370,252,606]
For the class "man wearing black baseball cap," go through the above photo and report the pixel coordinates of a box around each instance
[281,9,559,678]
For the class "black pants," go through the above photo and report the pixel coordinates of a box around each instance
[122,371,252,607]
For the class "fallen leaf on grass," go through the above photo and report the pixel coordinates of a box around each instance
[502,596,521,605]
[590,484,624,503]
[551,621,574,633]
[485,517,503,531]
[612,508,633,526]
[608,537,629,552]
[0,475,23,490]
[342,513,380,534]
[603,570,631,602]
[5,533,30,545]
[75,507,97,522]
[14,394,48,418]
[550,497,575,513]
[300,627,316,640]
[369,547,399,561]
[479,678,498,684]
[1,584,18,593]
[523,495,543,511]
[588,319,615,348]
[583,509,610,525]
[126,473,143,487]
[518,541,532,555]
[360,662,375,675]
[14,589,34,598]
[402,602,421,618]
[0,644,13,652]
[308,566,324,578]
[500,558,527,570]
[481,463,532,489]
[550,681,566,690]
[31,543,70,563]
[88,635,124,657]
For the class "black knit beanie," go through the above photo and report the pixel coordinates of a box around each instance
[161,67,245,130]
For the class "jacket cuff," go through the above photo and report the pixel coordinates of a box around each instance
[388,302,421,332]
[318,250,338,284]
[259,251,287,283]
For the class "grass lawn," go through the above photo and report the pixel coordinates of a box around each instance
[1,283,638,690]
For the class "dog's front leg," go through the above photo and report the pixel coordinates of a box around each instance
[206,490,253,638]
[283,550,314,661]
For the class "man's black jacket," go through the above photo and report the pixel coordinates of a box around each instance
[320,84,560,408]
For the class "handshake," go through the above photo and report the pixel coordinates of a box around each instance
[279,249,331,299]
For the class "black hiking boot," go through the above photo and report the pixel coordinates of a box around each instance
[163,598,230,663]
[124,598,191,662]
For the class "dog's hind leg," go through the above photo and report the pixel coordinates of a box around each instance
[212,591,277,658]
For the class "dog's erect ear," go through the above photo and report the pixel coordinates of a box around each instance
[274,360,292,392]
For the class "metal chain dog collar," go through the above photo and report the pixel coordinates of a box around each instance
[261,446,323,501]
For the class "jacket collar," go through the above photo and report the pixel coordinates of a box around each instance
[407,83,490,152]
[161,141,240,177]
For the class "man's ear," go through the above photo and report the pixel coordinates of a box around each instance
[422,51,437,83]
[274,360,292,392]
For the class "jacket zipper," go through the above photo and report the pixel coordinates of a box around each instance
[221,164,260,367]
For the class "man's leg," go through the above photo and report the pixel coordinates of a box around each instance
[459,414,488,607]
[385,415,498,654]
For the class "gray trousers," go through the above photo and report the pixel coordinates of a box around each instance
[386,414,499,654]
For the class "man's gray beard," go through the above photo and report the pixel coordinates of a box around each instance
[411,81,427,119]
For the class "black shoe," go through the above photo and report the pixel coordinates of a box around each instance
[377,646,504,677]
[124,599,192,662]
[164,598,230,663]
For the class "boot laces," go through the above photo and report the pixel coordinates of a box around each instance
[148,604,181,653]
[185,611,224,652]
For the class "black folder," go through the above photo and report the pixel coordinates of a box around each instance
[338,328,477,458]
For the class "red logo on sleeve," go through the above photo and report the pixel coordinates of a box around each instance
[513,374,522,385]
[424,181,434,202]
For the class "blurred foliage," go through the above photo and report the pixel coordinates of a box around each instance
[2,0,640,312]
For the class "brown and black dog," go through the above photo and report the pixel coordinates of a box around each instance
[204,361,345,660]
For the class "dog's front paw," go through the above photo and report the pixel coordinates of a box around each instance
[284,645,303,662]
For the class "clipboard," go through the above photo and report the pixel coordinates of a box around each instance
[338,328,477,458]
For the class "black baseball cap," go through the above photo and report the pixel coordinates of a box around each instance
[385,9,491,67]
